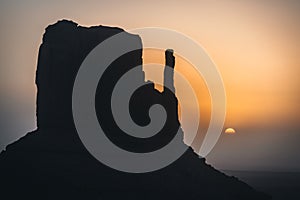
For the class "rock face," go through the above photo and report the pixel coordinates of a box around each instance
[0,20,270,199]
[36,20,140,130]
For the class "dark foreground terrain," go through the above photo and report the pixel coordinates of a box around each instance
[224,170,300,200]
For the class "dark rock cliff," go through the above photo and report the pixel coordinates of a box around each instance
[36,20,139,129]
[0,20,271,200]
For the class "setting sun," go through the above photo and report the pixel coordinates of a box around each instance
[225,128,236,134]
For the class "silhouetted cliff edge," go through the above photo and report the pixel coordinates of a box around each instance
[0,20,271,200]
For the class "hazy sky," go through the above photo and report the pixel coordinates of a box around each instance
[0,0,299,171]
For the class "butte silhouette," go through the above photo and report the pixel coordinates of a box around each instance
[0,20,271,200]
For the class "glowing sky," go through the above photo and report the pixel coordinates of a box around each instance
[0,0,299,171]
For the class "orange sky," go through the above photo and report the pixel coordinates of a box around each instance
[0,0,299,171]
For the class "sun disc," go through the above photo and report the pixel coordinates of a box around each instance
[225,128,236,134]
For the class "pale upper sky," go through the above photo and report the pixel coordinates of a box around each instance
[0,0,299,171]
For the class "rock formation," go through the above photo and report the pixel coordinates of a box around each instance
[0,20,270,199]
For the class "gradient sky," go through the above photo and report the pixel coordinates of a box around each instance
[0,0,299,171]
